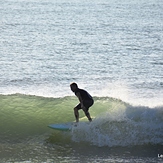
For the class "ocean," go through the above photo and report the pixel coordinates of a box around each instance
[0,0,163,162]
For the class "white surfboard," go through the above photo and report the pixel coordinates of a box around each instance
[48,122,73,131]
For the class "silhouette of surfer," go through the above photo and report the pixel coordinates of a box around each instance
[70,83,94,122]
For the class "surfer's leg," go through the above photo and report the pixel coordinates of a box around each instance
[74,104,81,122]
[74,107,79,122]
[83,100,93,122]
[83,108,92,122]
[86,111,92,122]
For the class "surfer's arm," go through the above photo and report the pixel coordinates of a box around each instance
[76,92,85,109]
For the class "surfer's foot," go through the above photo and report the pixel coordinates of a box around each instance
[89,118,92,122]
[74,121,78,127]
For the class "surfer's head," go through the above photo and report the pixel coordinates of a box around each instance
[70,82,78,92]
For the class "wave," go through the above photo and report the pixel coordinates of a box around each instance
[71,105,163,147]
[0,93,163,147]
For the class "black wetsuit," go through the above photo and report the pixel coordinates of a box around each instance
[75,88,94,111]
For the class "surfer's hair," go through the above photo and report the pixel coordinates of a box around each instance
[70,82,78,88]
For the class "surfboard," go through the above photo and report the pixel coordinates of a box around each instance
[48,121,91,131]
[48,122,74,131]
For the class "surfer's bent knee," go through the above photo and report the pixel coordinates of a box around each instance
[74,107,78,112]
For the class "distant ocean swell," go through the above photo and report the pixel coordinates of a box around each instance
[0,93,163,147]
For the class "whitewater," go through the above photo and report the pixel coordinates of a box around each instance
[0,0,163,162]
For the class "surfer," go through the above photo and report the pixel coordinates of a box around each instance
[70,82,94,122]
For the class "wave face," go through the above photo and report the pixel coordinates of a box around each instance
[1,94,163,147]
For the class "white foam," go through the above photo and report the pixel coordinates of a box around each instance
[71,105,163,147]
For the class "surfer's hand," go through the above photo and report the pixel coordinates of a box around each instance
[81,105,86,111]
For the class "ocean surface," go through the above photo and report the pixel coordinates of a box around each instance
[0,0,163,162]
